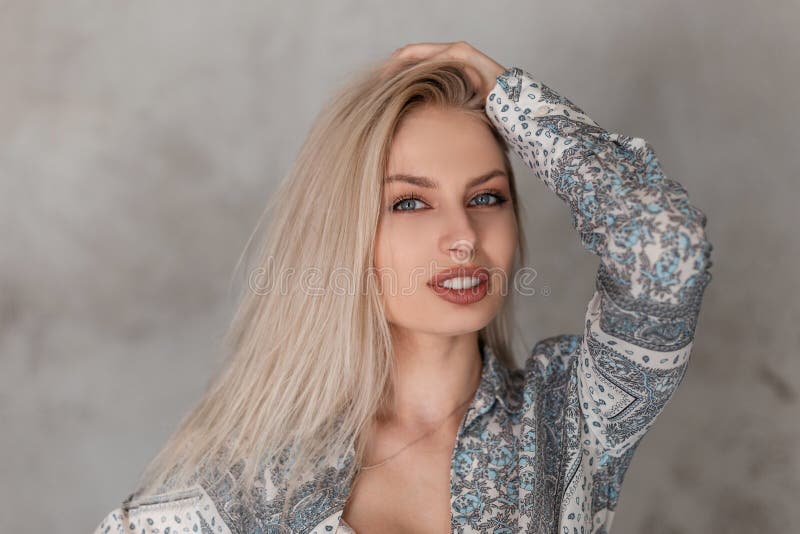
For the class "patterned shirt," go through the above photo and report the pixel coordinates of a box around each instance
[92,66,713,534]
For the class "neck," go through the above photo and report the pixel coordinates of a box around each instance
[378,330,483,429]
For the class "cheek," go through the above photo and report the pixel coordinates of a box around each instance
[373,219,423,292]
[373,218,435,323]
[482,211,518,267]
[374,216,427,268]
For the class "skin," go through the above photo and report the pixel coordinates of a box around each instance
[342,42,514,533]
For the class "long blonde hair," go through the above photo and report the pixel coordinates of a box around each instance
[129,56,528,522]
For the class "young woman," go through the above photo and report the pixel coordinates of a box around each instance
[92,42,713,534]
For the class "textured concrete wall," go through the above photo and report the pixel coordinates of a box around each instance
[1,1,797,532]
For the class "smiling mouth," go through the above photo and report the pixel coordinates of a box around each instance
[427,270,490,305]
[427,266,490,288]
[433,275,485,289]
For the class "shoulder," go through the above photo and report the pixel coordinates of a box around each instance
[524,333,583,381]
[92,484,237,534]
[494,333,582,413]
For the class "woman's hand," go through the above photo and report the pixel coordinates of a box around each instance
[382,41,507,103]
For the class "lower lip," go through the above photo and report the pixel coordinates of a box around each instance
[428,278,489,305]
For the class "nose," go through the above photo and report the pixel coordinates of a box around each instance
[438,207,480,264]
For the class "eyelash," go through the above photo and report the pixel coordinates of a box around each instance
[389,189,509,212]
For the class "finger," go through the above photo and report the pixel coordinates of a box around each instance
[383,42,481,90]
[393,42,455,61]
[461,64,484,94]
[426,48,483,92]
[381,43,453,78]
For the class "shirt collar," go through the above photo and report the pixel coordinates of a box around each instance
[461,341,524,432]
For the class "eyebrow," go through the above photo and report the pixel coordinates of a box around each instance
[383,169,507,189]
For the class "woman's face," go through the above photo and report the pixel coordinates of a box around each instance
[374,105,518,337]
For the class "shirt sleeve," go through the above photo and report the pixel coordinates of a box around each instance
[485,66,714,458]
[90,485,234,534]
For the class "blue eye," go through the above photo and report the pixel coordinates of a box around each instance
[389,191,508,212]
[470,192,506,206]
[392,195,428,212]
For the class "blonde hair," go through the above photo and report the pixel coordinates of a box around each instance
[129,56,529,522]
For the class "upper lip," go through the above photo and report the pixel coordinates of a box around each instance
[428,265,490,286]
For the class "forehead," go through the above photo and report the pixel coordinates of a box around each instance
[386,106,505,182]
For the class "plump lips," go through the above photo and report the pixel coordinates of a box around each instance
[427,265,490,287]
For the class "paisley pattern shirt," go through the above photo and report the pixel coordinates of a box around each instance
[92,66,713,534]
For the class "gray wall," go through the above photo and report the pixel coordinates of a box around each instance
[1,1,797,532]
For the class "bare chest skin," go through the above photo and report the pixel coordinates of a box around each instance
[340,417,464,534]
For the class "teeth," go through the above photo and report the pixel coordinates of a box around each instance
[439,276,482,290]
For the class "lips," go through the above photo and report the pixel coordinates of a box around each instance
[427,265,490,287]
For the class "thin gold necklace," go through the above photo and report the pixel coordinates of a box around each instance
[359,393,475,471]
